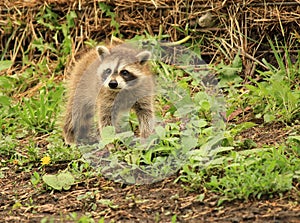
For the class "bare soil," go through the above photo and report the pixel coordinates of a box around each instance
[1,122,300,223]
[1,164,300,223]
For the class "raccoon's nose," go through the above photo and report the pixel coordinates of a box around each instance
[108,80,118,89]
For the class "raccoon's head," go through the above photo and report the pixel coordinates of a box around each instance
[96,45,152,91]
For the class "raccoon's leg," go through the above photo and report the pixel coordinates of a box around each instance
[63,110,75,144]
[77,106,95,144]
[98,102,113,134]
[99,112,112,131]
[133,96,154,138]
[63,109,94,144]
[66,103,95,144]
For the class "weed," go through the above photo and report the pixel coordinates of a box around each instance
[18,85,64,133]
[31,171,41,187]
[246,74,299,123]
[68,159,93,179]
[46,133,81,162]
[98,2,120,37]
[180,143,299,204]
[35,7,76,70]
[245,40,300,123]
[215,52,243,89]
[42,171,75,191]
[171,214,177,223]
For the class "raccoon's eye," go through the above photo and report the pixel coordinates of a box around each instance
[102,68,112,80]
[104,68,112,75]
[120,70,130,77]
[120,69,136,81]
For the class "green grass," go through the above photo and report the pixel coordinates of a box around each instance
[245,40,300,123]
[180,141,300,205]
[1,39,300,191]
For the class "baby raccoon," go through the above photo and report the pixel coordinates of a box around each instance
[63,44,155,144]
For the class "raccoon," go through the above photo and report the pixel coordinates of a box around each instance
[63,44,155,144]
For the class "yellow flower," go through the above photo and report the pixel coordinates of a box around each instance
[41,156,51,165]
[13,159,19,165]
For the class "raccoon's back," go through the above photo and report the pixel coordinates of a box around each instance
[67,49,101,90]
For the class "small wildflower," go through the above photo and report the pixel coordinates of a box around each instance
[13,159,18,165]
[41,156,51,165]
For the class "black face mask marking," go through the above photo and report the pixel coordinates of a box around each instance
[120,69,137,82]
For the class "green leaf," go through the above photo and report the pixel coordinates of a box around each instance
[288,136,300,142]
[232,52,242,69]
[0,60,13,71]
[0,96,11,106]
[200,100,210,111]
[264,113,276,123]
[100,126,116,144]
[245,84,259,92]
[210,146,234,154]
[98,199,119,209]
[194,91,208,103]
[42,172,75,190]
[230,122,257,136]
[0,76,12,89]
[155,125,166,139]
[182,135,198,150]
[66,11,77,28]
[98,2,111,13]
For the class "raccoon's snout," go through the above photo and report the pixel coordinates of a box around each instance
[108,80,118,89]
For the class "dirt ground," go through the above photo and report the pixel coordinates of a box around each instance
[1,165,300,223]
[1,122,300,223]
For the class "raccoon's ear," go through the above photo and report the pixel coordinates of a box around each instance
[96,46,110,60]
[136,51,151,65]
